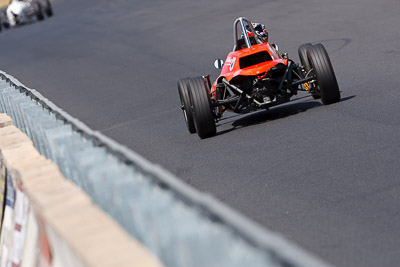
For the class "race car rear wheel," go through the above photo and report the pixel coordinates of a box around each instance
[187,77,216,139]
[307,43,341,105]
[36,3,45,21]
[44,0,53,17]
[178,78,196,134]
[298,43,320,99]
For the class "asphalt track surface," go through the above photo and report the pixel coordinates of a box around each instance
[1,0,400,266]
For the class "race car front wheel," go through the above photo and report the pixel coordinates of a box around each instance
[298,43,312,74]
[307,44,341,105]
[178,78,196,134]
[187,77,216,139]
[298,43,320,99]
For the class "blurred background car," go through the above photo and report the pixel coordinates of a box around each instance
[0,0,52,30]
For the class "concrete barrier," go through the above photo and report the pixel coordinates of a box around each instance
[0,113,163,267]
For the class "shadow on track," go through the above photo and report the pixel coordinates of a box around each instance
[0,20,38,33]
[217,95,356,136]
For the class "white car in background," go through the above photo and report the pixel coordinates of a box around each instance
[0,0,52,31]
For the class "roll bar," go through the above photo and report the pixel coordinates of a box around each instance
[232,17,263,51]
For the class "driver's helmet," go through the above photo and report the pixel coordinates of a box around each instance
[251,22,268,42]
[242,22,269,44]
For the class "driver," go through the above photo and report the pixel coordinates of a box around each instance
[247,22,268,43]
[250,22,269,43]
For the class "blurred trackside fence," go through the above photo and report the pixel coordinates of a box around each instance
[0,70,333,267]
[0,113,164,267]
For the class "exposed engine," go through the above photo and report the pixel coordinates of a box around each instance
[251,77,281,103]
[238,63,288,104]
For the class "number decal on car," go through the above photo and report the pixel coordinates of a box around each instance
[230,57,236,71]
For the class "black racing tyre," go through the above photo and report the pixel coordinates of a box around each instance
[0,13,3,32]
[44,0,53,17]
[307,43,341,105]
[178,78,196,134]
[298,43,320,99]
[298,43,312,74]
[2,12,10,29]
[36,3,45,21]
[187,77,216,139]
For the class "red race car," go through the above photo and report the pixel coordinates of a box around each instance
[178,17,340,139]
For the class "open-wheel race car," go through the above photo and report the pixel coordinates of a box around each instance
[0,0,53,31]
[178,17,341,139]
